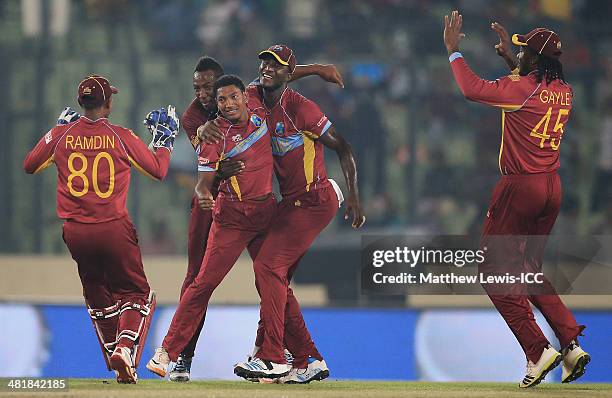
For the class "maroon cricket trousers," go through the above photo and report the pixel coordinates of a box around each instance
[163,194,276,361]
[480,172,584,363]
[62,216,151,350]
[254,186,338,366]
[178,195,214,357]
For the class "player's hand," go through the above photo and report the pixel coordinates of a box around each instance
[149,105,179,150]
[443,10,465,55]
[143,109,161,135]
[197,190,215,210]
[197,120,223,144]
[144,105,180,136]
[491,22,518,71]
[317,64,345,88]
[217,159,245,180]
[57,107,80,125]
[491,22,512,57]
[344,195,366,229]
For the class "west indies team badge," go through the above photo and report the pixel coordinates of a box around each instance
[250,114,263,127]
[275,122,285,136]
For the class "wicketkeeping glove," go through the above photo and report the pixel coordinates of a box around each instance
[57,107,81,125]
[144,105,179,150]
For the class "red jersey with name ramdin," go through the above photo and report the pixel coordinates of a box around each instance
[23,116,170,223]
[197,103,273,201]
[182,98,217,153]
[247,85,332,198]
[450,55,572,175]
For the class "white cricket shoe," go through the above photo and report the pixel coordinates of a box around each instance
[562,341,590,383]
[110,346,137,384]
[169,354,193,382]
[247,346,293,365]
[279,359,330,384]
[234,357,291,379]
[519,345,562,388]
[239,347,294,383]
[146,346,170,378]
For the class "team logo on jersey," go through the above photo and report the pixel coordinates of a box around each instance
[199,157,210,165]
[232,134,243,143]
[44,130,53,144]
[275,122,285,136]
[190,135,200,147]
[316,116,327,127]
[250,114,263,127]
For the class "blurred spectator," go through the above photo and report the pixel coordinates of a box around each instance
[7,0,610,253]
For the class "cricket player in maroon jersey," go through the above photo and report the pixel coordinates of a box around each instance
[171,56,244,382]
[444,10,590,388]
[214,45,365,382]
[146,75,284,378]
[171,56,347,382]
[23,75,178,384]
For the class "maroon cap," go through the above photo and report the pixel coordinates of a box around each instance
[258,44,297,73]
[77,75,119,107]
[512,28,562,59]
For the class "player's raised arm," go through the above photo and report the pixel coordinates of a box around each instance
[127,106,179,181]
[24,128,58,174]
[444,10,531,111]
[291,64,345,88]
[124,130,171,181]
[491,22,519,73]
[24,107,82,174]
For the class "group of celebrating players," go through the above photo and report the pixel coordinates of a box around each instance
[24,42,364,385]
[147,44,366,384]
[23,9,590,389]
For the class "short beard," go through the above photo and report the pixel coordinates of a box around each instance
[260,78,284,92]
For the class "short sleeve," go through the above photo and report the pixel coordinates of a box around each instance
[181,111,203,150]
[197,142,221,172]
[293,93,332,138]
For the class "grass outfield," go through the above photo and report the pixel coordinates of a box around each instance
[4,380,612,398]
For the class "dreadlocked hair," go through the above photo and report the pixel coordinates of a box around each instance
[536,55,565,84]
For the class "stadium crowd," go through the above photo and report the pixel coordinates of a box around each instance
[4,0,612,254]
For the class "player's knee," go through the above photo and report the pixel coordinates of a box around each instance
[191,277,222,294]
[253,259,277,276]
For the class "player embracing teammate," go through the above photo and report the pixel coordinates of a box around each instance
[148,44,364,383]
[23,75,179,383]
[206,45,365,382]
[444,10,590,388]
[160,55,347,383]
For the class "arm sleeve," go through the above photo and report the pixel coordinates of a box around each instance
[449,53,533,111]
[197,142,222,173]
[293,93,332,139]
[23,128,59,174]
[181,113,202,151]
[122,129,171,180]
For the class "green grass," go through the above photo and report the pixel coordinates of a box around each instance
[4,379,612,398]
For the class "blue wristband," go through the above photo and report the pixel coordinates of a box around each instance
[449,52,463,62]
